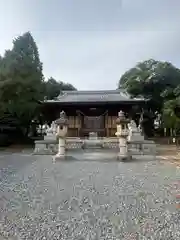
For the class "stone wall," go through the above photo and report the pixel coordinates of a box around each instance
[34,138,156,156]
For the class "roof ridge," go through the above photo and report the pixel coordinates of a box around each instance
[60,89,123,96]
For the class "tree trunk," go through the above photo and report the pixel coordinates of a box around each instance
[24,122,31,137]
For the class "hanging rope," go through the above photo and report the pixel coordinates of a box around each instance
[76,110,108,118]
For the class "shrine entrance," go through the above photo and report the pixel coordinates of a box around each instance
[82,116,105,137]
[78,110,107,137]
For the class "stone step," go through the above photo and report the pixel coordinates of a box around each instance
[83,144,103,149]
[83,140,103,149]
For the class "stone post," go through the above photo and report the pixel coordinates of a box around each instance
[53,111,69,161]
[115,111,130,161]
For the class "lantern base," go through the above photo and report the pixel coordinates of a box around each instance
[117,154,132,161]
[53,153,65,162]
[52,154,76,162]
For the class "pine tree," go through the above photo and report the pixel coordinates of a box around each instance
[0,32,45,135]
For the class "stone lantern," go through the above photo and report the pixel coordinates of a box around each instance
[115,110,130,161]
[53,111,69,161]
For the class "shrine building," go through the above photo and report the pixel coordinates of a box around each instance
[41,89,146,137]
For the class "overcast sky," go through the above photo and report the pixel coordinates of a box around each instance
[0,0,179,90]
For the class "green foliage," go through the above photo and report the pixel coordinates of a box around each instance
[162,99,180,131]
[0,32,77,140]
[0,32,44,130]
[119,59,180,110]
[45,77,76,100]
[119,59,180,134]
[173,85,180,97]
[161,87,180,131]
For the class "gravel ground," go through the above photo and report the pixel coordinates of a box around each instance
[0,153,180,240]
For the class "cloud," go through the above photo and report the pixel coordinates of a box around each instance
[39,30,180,89]
[0,0,180,90]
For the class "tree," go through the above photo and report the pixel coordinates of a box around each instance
[119,59,180,111]
[162,98,180,135]
[0,32,44,136]
[45,77,76,100]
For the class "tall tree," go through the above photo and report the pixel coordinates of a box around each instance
[45,77,76,100]
[0,32,44,135]
[119,59,180,111]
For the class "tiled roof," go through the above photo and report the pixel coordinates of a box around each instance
[45,89,145,103]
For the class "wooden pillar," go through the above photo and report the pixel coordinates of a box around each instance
[106,111,109,137]
[76,111,82,137]
[77,113,80,137]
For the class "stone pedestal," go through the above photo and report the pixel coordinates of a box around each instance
[127,120,156,157]
[53,111,69,162]
[118,137,128,159]
[127,120,144,142]
[128,130,144,142]
[44,135,56,141]
[117,134,131,161]
[54,137,66,160]
[115,111,130,161]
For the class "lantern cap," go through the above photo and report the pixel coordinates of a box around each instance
[116,110,130,124]
[55,110,69,125]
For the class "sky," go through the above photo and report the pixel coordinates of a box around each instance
[0,0,180,90]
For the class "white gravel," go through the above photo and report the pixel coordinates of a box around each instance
[0,153,180,239]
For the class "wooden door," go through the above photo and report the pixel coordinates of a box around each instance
[82,116,105,136]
